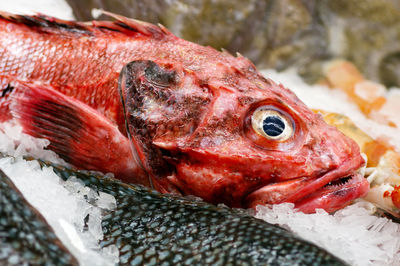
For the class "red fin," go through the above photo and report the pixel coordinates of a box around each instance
[99,10,168,37]
[0,10,169,38]
[9,81,149,185]
[0,11,93,35]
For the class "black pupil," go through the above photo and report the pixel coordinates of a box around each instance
[262,115,285,137]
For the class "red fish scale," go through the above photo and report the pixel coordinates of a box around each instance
[0,17,244,132]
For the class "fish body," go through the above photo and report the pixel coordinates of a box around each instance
[0,169,77,265]
[0,12,369,212]
[46,160,348,266]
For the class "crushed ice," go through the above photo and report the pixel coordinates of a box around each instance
[0,121,63,163]
[0,121,119,265]
[256,201,400,265]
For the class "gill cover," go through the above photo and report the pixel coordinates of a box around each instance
[118,60,211,190]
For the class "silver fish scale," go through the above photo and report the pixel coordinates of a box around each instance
[0,169,77,266]
[46,162,348,266]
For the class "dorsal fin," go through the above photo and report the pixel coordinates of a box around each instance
[99,10,168,37]
[0,10,170,39]
[0,11,93,35]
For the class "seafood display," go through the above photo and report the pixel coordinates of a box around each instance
[0,12,369,213]
[1,1,400,264]
[0,169,78,265]
[36,160,346,265]
[67,0,400,88]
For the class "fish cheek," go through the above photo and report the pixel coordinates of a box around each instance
[173,161,252,207]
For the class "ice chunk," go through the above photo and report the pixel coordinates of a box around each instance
[0,121,66,164]
[97,192,117,210]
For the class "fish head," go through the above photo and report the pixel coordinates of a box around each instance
[119,59,369,213]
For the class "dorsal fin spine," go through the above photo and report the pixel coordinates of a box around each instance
[0,10,169,39]
[0,11,93,35]
[100,10,167,37]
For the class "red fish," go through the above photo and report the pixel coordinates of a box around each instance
[0,12,369,213]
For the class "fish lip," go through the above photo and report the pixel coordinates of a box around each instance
[285,158,364,203]
[246,157,369,212]
[294,172,369,213]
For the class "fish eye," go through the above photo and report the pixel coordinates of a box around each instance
[251,107,293,141]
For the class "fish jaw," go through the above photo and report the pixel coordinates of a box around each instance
[168,112,370,212]
[246,155,370,213]
[294,172,369,213]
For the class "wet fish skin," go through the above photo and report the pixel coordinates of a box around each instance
[0,12,369,213]
[118,59,369,212]
[0,169,77,266]
[45,161,348,266]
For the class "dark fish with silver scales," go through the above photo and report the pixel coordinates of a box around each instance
[0,169,78,265]
[41,161,349,265]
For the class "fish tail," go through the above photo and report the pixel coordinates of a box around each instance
[8,80,149,185]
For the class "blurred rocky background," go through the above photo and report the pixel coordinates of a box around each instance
[67,0,400,88]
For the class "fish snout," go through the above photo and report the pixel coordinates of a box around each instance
[246,120,368,213]
[307,121,365,173]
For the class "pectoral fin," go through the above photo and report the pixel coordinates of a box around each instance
[9,80,148,185]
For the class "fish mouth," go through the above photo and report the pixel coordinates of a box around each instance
[246,159,370,213]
